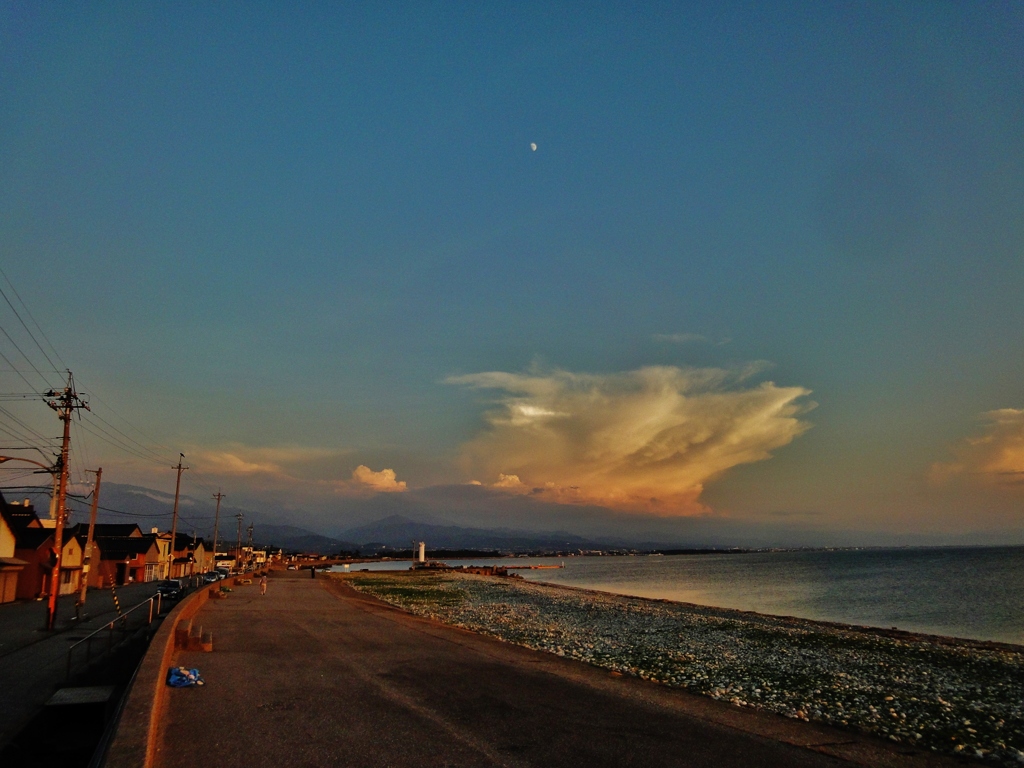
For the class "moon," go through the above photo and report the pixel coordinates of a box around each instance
[530,142,537,151]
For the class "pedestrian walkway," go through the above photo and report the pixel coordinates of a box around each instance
[157,572,970,768]
[0,582,160,749]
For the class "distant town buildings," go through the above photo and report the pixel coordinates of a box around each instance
[0,491,268,602]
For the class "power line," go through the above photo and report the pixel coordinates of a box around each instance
[0,282,61,374]
[0,348,39,390]
[0,323,58,390]
[82,409,173,464]
[0,404,56,445]
[0,266,67,370]
[75,418,169,466]
[74,382,179,460]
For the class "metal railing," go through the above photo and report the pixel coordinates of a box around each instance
[65,596,158,682]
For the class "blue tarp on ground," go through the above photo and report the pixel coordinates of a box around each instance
[166,666,204,687]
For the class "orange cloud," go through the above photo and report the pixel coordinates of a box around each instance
[931,409,1024,488]
[194,444,338,477]
[350,465,408,493]
[449,366,812,514]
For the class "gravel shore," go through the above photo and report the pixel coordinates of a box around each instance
[340,570,1024,765]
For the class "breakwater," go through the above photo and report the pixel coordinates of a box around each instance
[341,571,1024,765]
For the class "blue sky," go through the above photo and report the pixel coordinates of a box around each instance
[1,3,1022,541]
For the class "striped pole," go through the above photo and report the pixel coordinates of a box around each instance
[111,582,121,616]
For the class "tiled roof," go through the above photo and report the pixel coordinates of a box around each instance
[14,527,54,550]
[1,504,42,533]
[95,536,157,560]
[66,523,142,539]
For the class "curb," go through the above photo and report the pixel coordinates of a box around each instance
[104,584,221,768]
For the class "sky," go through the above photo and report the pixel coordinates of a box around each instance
[1,2,1023,544]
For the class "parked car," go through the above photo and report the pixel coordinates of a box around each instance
[155,579,184,600]
[216,568,230,579]
[202,571,220,584]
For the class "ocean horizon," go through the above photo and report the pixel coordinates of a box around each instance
[335,545,1024,645]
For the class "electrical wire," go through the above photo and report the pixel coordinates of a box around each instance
[0,348,39,391]
[0,282,61,375]
[75,419,169,467]
[0,323,59,390]
[0,404,56,446]
[0,267,68,370]
[80,409,173,465]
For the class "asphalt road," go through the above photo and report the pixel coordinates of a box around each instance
[0,581,163,750]
[158,572,972,768]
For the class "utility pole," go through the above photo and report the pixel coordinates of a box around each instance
[169,454,187,580]
[77,467,102,617]
[43,371,89,631]
[235,513,244,572]
[246,523,254,572]
[211,491,224,573]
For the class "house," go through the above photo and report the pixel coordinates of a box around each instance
[0,504,28,603]
[89,535,161,586]
[14,527,56,600]
[54,534,83,596]
[160,533,208,579]
[64,522,147,586]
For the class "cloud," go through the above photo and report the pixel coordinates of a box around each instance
[194,444,339,477]
[493,473,527,490]
[931,409,1024,487]
[653,333,731,346]
[653,333,708,344]
[448,366,812,514]
[351,465,408,493]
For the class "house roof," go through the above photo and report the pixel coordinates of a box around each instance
[14,527,54,551]
[95,536,156,560]
[1,504,42,534]
[66,523,142,539]
[166,533,206,552]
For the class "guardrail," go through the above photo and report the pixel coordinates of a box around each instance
[66,596,159,682]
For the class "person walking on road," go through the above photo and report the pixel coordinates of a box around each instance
[260,575,267,595]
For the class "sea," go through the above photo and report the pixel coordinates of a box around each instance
[336,546,1024,645]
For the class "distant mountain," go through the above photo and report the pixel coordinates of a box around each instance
[338,514,599,552]
[254,524,357,553]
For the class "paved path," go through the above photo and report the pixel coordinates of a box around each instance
[0,582,162,749]
[158,572,971,768]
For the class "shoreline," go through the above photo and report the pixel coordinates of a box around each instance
[338,570,1024,765]
[523,576,1024,656]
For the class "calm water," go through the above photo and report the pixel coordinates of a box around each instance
[337,547,1024,644]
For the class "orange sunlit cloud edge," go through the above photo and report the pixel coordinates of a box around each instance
[448,365,814,515]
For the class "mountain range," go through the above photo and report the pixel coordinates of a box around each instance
[49,483,607,554]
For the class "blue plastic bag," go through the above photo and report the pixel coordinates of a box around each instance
[166,666,204,687]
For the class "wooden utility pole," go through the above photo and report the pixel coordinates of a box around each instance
[43,372,89,631]
[77,467,102,616]
[211,491,224,572]
[235,513,244,571]
[169,454,187,580]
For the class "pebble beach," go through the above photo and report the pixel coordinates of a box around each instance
[340,570,1024,765]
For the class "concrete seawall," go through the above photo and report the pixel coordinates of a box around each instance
[105,581,239,768]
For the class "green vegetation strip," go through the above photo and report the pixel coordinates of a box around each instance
[340,571,1024,765]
